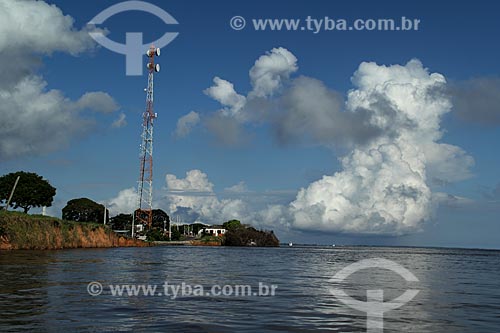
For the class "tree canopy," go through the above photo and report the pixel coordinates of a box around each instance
[224,227,279,247]
[0,171,56,213]
[110,213,133,230]
[62,198,108,224]
[223,219,242,230]
[146,228,168,241]
[190,223,206,235]
[170,225,181,241]
[151,209,170,230]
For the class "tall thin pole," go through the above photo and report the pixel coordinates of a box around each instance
[135,45,160,231]
[132,213,135,238]
[4,176,20,211]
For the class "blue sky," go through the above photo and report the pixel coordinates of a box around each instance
[1,0,499,248]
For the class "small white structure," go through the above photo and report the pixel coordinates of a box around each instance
[135,224,144,233]
[198,226,227,237]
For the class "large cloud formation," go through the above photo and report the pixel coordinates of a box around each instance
[174,48,300,142]
[290,153,433,235]
[175,48,475,235]
[275,59,473,235]
[0,0,119,160]
[107,169,247,224]
[165,170,246,223]
[176,47,385,147]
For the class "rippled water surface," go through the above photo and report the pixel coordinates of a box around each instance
[1,246,500,332]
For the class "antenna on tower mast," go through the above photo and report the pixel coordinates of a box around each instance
[132,45,161,237]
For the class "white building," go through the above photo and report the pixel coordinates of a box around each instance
[198,226,227,237]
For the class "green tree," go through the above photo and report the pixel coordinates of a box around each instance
[223,219,242,230]
[62,198,108,224]
[0,171,56,213]
[146,228,168,241]
[224,227,279,247]
[190,223,206,235]
[110,213,133,230]
[132,209,170,231]
[151,209,170,230]
[170,225,181,241]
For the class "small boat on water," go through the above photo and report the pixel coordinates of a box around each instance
[288,242,293,247]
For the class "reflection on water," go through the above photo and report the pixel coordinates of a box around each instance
[1,246,500,332]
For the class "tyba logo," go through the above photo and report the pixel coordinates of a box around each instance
[329,258,420,333]
[87,1,179,75]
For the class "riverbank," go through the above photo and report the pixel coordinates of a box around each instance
[153,239,223,246]
[0,211,149,250]
[153,240,193,246]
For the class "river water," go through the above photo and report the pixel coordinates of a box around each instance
[1,246,499,332]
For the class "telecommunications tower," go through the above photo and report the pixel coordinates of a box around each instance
[133,45,161,235]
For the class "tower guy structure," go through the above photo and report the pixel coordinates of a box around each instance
[133,45,161,234]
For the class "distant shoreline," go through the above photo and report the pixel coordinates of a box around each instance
[281,243,500,251]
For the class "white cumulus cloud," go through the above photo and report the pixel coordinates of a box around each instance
[204,77,246,118]
[111,113,127,128]
[0,76,93,160]
[278,59,473,235]
[0,0,95,56]
[177,47,299,143]
[225,181,248,193]
[107,187,138,216]
[76,92,120,114]
[249,47,298,98]
[174,111,200,138]
[0,0,118,161]
[165,170,246,223]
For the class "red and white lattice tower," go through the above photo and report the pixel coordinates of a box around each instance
[134,45,161,232]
